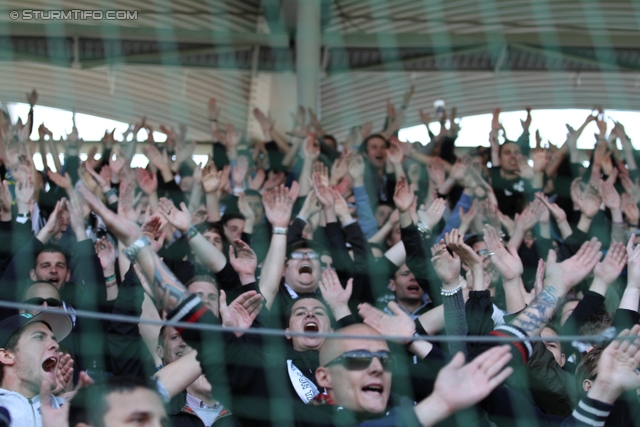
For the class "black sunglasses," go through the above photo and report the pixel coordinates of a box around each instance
[324,350,393,371]
[24,297,61,307]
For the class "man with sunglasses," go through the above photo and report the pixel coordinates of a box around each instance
[20,282,63,316]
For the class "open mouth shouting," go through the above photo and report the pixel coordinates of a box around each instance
[304,321,319,333]
[298,264,313,276]
[42,356,58,374]
[362,383,384,396]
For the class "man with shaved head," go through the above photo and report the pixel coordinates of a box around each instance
[315,324,392,416]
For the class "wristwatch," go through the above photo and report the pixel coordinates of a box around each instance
[416,221,432,239]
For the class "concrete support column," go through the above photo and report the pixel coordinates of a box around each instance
[296,0,321,114]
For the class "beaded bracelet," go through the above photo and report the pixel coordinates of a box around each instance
[440,284,462,296]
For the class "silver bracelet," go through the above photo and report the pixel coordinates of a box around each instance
[441,284,462,296]
[123,236,151,261]
[273,227,288,235]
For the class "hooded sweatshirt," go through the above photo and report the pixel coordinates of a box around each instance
[0,389,64,427]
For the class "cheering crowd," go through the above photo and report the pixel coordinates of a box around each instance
[0,88,640,427]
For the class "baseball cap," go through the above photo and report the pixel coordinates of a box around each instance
[0,312,72,349]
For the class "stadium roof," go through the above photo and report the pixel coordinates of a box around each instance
[0,0,638,141]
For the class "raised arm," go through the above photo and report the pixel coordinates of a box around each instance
[484,225,526,314]
[510,238,602,338]
[158,198,227,274]
[259,184,297,309]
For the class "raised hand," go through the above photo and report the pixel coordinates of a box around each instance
[263,184,294,228]
[427,158,446,188]
[118,181,142,223]
[491,108,501,133]
[15,178,34,207]
[524,259,546,305]
[298,190,321,221]
[47,170,72,192]
[86,164,111,193]
[601,180,621,211]
[79,184,142,246]
[51,352,74,396]
[545,238,602,293]
[159,198,191,233]
[423,346,512,421]
[143,145,170,172]
[393,176,415,213]
[330,152,349,185]
[431,240,460,286]
[587,325,640,404]
[248,169,266,191]
[231,156,249,189]
[302,134,320,161]
[36,199,65,243]
[136,168,158,195]
[514,201,543,232]
[262,170,286,192]
[515,154,534,180]
[483,224,523,283]
[576,185,603,219]
[592,242,627,292]
[140,213,167,253]
[449,158,467,182]
[622,193,640,225]
[109,149,127,179]
[229,238,257,280]
[418,198,446,230]
[0,180,12,215]
[626,235,640,288]
[202,163,225,194]
[532,148,549,173]
[347,153,366,186]
[535,192,567,224]
[219,290,264,337]
[331,188,351,221]
[387,137,404,165]
[312,172,334,209]
[520,107,532,131]
[319,268,353,320]
[446,228,482,271]
[237,193,256,224]
[95,236,116,273]
[358,301,415,342]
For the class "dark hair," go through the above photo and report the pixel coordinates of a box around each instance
[578,313,613,337]
[284,294,329,323]
[497,140,521,157]
[0,327,26,384]
[37,244,70,268]
[358,134,389,155]
[195,221,224,238]
[221,212,246,225]
[69,377,160,427]
[574,345,605,397]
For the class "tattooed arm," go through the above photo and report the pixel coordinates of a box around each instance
[77,185,190,312]
[511,238,602,337]
[135,246,190,310]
